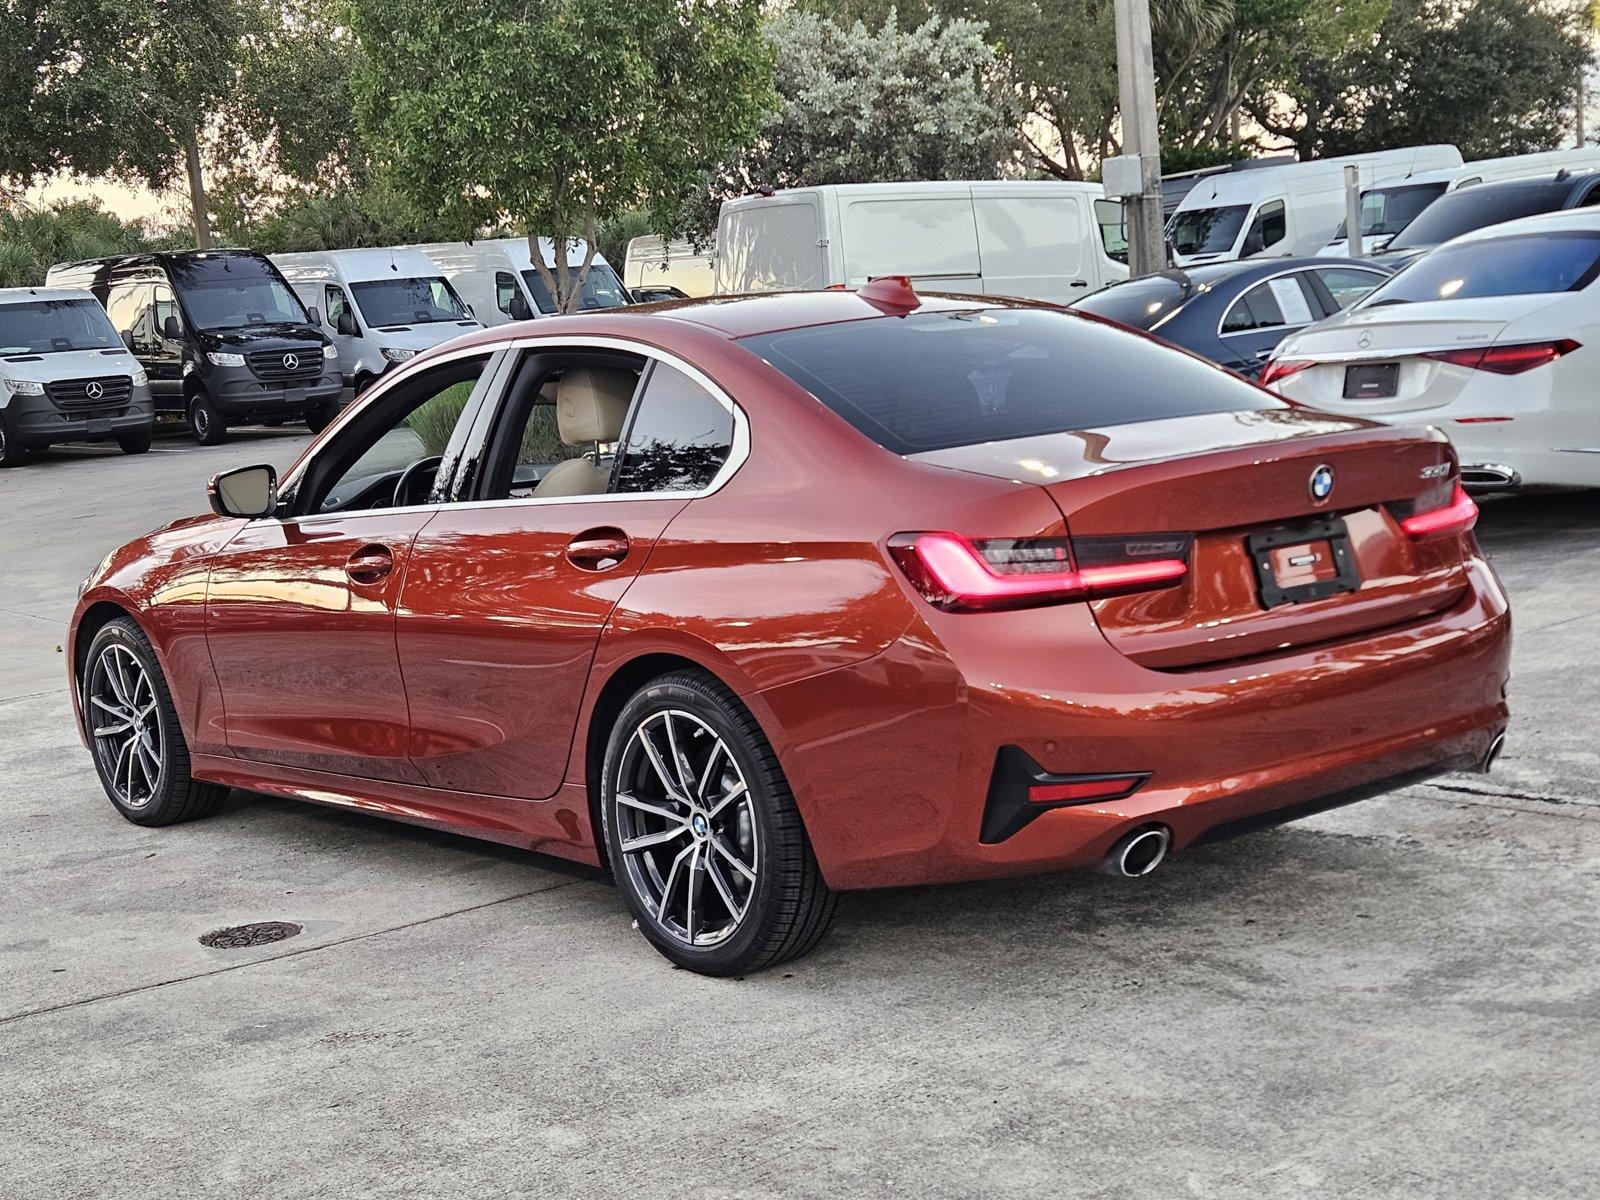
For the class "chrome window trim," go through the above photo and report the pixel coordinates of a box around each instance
[276,333,750,527]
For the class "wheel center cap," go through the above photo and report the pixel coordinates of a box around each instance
[691,813,709,838]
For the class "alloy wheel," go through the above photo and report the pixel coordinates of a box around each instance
[613,709,758,948]
[87,643,164,809]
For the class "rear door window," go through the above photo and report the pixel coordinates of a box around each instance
[741,308,1276,455]
[1365,231,1600,304]
[612,363,736,494]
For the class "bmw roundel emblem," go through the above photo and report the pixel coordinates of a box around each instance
[282,352,300,371]
[1309,464,1335,502]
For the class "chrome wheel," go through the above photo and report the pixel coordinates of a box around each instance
[87,643,164,809]
[613,710,758,948]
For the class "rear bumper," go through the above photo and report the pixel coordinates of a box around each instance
[762,555,1511,890]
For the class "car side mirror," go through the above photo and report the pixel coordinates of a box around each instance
[336,310,359,337]
[162,314,182,340]
[508,293,533,322]
[208,464,278,519]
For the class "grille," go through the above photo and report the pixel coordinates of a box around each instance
[46,375,133,409]
[246,346,323,384]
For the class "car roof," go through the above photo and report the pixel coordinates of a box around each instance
[0,285,98,305]
[1441,170,1600,203]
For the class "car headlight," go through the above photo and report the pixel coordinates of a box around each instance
[381,347,416,363]
[323,343,338,360]
[1,378,45,396]
[131,368,149,387]
[207,351,246,367]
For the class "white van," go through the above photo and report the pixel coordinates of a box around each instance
[713,181,1128,305]
[272,248,482,393]
[411,238,629,327]
[1317,147,1600,257]
[1167,145,1462,266]
[624,235,715,300]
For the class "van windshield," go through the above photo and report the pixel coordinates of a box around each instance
[169,255,309,331]
[351,276,469,328]
[521,264,629,314]
[1169,205,1249,256]
[1385,184,1565,251]
[0,298,122,355]
[741,308,1276,455]
[1335,181,1449,239]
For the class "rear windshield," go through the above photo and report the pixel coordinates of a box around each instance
[0,298,121,355]
[351,276,468,328]
[521,264,629,314]
[1363,231,1600,305]
[740,308,1277,455]
[1169,205,1248,256]
[1386,184,1565,250]
[1335,181,1449,239]
[1071,276,1190,330]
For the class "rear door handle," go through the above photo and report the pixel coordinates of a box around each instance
[345,544,394,584]
[567,528,630,570]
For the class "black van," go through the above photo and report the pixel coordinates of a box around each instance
[45,250,344,445]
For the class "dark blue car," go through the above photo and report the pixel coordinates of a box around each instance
[1070,257,1392,379]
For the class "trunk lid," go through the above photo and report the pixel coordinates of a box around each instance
[913,410,1470,670]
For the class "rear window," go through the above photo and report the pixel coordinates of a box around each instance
[1363,231,1600,305]
[1071,277,1190,330]
[1386,183,1565,250]
[740,308,1277,455]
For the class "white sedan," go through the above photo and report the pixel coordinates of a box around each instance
[1261,209,1600,490]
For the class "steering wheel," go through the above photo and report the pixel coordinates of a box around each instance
[392,455,444,508]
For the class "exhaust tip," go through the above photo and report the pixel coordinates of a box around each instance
[1102,826,1171,878]
[1460,464,1520,492]
[1480,732,1506,774]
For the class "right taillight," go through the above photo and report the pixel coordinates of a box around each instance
[1424,339,1580,374]
[887,532,1189,612]
[1399,482,1478,541]
[1258,358,1313,389]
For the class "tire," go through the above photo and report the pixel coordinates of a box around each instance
[82,617,228,827]
[188,390,227,445]
[117,429,153,455]
[0,414,26,467]
[600,670,837,976]
[261,416,285,427]
[304,401,339,434]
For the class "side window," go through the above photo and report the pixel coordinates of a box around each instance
[495,272,519,316]
[1242,200,1287,256]
[1579,183,1600,208]
[1314,267,1387,311]
[613,363,735,494]
[104,281,147,346]
[307,355,490,514]
[152,284,182,342]
[1221,282,1286,333]
[1095,198,1128,265]
[325,285,348,329]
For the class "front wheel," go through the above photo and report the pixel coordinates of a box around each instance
[82,618,228,826]
[117,429,152,455]
[0,415,26,467]
[304,401,339,434]
[188,391,227,445]
[601,671,837,976]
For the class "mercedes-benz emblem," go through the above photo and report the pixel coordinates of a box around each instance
[85,381,104,400]
[282,352,300,370]
[1356,332,1372,349]
[1309,463,1335,502]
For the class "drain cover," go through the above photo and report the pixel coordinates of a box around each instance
[199,921,303,949]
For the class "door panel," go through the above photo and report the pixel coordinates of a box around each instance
[397,498,684,798]
[206,511,434,782]
[975,195,1089,304]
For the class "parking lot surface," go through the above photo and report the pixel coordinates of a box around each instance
[2,431,1597,1199]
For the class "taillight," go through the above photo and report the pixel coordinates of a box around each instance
[887,532,1189,612]
[1259,358,1313,388]
[1399,482,1478,541]
[1424,339,1579,374]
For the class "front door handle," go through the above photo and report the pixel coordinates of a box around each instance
[1069,279,1089,288]
[567,528,630,571]
[345,544,394,584]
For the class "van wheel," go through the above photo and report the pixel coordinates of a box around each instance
[0,416,26,467]
[117,429,152,455]
[304,401,339,434]
[188,392,227,445]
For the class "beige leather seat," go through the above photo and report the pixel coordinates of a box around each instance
[531,366,636,498]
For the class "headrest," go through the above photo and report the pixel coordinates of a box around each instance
[554,366,635,445]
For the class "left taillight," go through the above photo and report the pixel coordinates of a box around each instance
[1398,482,1478,541]
[1259,358,1313,389]
[887,532,1189,612]
[1424,339,1580,375]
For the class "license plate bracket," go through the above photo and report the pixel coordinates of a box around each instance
[1249,516,1361,608]
[1343,362,1398,399]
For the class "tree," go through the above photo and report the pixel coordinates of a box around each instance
[349,0,773,311]
[0,198,181,288]
[1259,0,1591,158]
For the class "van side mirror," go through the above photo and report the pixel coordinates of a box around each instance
[336,309,359,337]
[306,306,321,327]
[162,314,182,340]
[121,330,135,351]
[508,293,533,322]
[208,464,278,519]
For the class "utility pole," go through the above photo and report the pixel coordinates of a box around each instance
[1113,0,1166,277]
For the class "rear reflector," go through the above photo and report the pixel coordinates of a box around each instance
[1424,339,1580,375]
[1400,482,1478,540]
[1029,775,1146,804]
[888,532,1188,612]
[1259,358,1313,388]
[1455,416,1513,424]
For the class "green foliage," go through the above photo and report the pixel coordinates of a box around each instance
[404,381,475,456]
[1263,0,1591,158]
[224,184,460,256]
[349,0,773,311]
[0,199,181,289]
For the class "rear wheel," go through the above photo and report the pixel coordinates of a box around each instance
[82,618,228,826]
[601,671,837,976]
[304,401,339,434]
[187,390,227,445]
[117,429,152,455]
[0,415,26,467]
